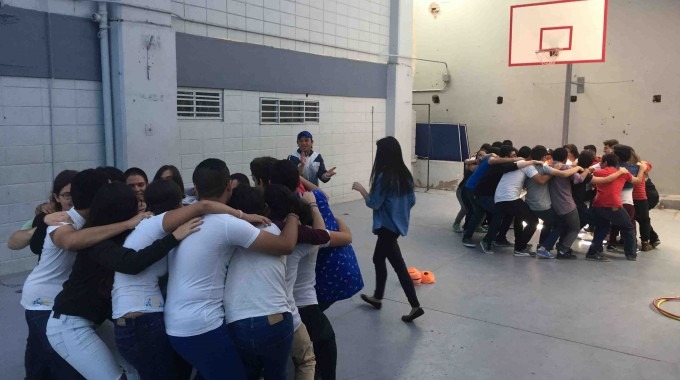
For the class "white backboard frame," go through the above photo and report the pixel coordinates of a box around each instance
[509,0,608,66]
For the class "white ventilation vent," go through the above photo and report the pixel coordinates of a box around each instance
[260,98,319,124]
[177,89,223,119]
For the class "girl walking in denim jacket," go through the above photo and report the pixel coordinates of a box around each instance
[352,136,424,322]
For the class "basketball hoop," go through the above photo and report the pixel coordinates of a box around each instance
[535,48,562,66]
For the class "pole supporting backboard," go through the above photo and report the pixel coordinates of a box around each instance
[562,64,572,146]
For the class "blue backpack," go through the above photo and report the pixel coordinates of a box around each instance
[313,190,364,303]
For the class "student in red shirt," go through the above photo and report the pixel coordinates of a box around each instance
[630,150,658,251]
[586,153,640,262]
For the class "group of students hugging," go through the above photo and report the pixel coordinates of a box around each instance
[453,138,660,262]
[9,154,366,379]
[8,135,426,380]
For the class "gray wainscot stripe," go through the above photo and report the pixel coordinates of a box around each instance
[176,33,387,99]
[0,6,100,81]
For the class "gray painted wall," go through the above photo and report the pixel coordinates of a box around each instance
[176,33,388,99]
[0,6,100,81]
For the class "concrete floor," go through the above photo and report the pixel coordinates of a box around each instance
[2,189,680,379]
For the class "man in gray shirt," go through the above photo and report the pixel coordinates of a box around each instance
[523,146,581,258]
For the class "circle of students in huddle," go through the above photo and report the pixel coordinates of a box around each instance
[453,139,660,262]
[10,133,425,380]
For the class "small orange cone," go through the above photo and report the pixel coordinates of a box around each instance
[421,270,435,284]
[408,267,422,285]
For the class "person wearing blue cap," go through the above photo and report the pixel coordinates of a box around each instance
[288,131,336,186]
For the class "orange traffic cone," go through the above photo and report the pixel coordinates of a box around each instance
[421,270,435,284]
[408,267,422,285]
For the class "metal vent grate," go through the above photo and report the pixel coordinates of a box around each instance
[177,89,223,119]
[260,98,319,124]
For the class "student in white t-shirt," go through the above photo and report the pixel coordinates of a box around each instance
[20,169,148,379]
[265,158,354,380]
[223,185,298,379]
[164,159,299,380]
[112,179,270,379]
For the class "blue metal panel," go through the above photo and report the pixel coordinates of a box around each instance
[415,123,470,161]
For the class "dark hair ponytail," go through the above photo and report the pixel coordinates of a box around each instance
[263,184,312,226]
[370,136,414,196]
[87,182,138,244]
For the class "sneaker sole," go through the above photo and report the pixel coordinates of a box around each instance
[585,257,610,262]
[463,243,476,248]
[479,242,494,255]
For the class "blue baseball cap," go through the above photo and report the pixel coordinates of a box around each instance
[297,131,313,140]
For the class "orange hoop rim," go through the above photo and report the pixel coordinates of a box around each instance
[652,297,680,321]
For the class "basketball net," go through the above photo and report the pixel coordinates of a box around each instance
[535,48,562,66]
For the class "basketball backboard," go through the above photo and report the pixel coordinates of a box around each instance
[509,0,608,66]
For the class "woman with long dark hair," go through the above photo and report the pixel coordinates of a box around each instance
[153,165,186,198]
[352,136,424,322]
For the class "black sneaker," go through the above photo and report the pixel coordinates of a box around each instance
[652,239,661,248]
[556,252,577,260]
[586,254,610,262]
[625,255,637,261]
[480,240,494,255]
[492,239,514,247]
[606,245,617,252]
[462,237,476,248]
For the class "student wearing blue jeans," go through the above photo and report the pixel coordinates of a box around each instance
[228,313,294,379]
[114,312,181,380]
[25,310,84,380]
[169,323,244,380]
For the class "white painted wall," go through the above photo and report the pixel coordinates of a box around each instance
[412,0,680,194]
[178,90,386,203]
[0,76,105,275]
[171,0,391,63]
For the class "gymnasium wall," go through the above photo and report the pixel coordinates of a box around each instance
[0,0,398,275]
[0,1,106,275]
[170,0,394,204]
[0,76,105,276]
[177,91,385,204]
[171,0,391,64]
[412,0,680,194]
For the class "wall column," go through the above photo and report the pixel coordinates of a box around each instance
[109,0,179,174]
[386,0,414,169]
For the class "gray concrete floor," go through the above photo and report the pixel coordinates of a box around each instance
[2,190,680,379]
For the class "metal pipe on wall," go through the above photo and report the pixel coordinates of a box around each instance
[98,2,115,166]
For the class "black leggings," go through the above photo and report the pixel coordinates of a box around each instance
[372,228,420,308]
[298,305,337,380]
